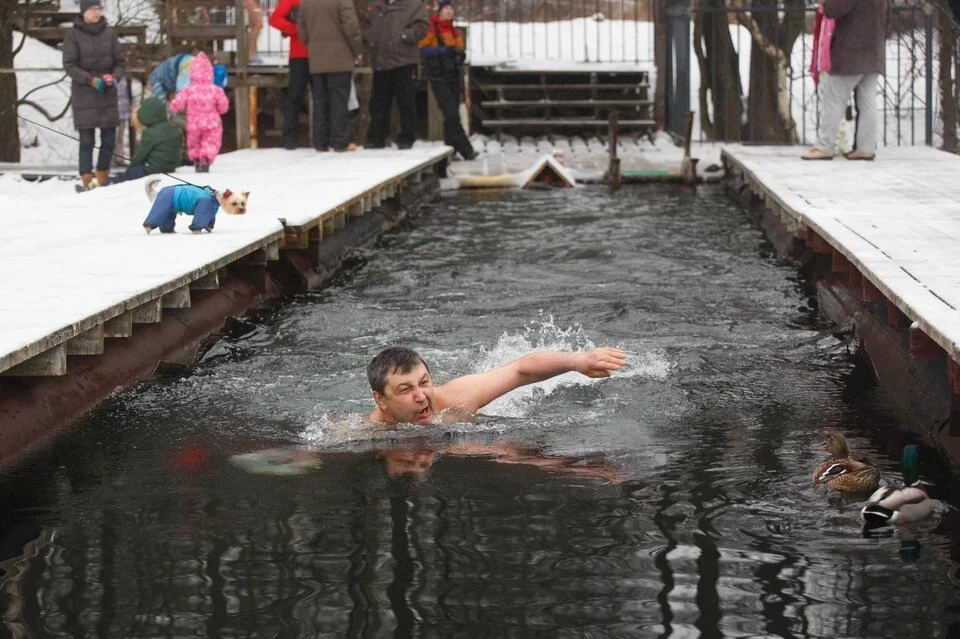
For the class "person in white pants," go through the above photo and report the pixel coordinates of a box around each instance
[802,0,887,161]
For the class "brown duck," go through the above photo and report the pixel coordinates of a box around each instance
[811,431,881,494]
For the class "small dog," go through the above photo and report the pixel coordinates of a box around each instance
[143,178,249,234]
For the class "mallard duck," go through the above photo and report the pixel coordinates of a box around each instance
[861,444,933,527]
[811,431,881,494]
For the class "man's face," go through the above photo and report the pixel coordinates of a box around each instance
[373,362,436,425]
[439,5,454,20]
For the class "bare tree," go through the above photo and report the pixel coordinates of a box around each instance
[737,0,804,143]
[692,0,744,141]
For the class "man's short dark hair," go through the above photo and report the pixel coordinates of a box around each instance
[367,347,430,394]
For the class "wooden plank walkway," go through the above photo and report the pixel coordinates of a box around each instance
[723,145,960,363]
[0,146,450,375]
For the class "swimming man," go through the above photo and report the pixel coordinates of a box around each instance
[367,346,627,425]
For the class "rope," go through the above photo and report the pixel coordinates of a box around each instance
[13,112,214,193]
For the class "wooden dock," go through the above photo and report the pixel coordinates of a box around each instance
[0,147,449,378]
[723,145,960,460]
[0,145,449,462]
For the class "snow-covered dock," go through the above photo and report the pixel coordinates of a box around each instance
[0,147,450,377]
[725,145,960,362]
[723,145,960,457]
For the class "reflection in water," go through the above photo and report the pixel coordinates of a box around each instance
[1,185,960,636]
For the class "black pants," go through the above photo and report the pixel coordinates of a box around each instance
[78,127,116,175]
[429,78,472,158]
[283,57,311,149]
[310,71,353,150]
[367,64,418,148]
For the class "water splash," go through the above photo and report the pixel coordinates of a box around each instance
[300,314,673,440]
[301,411,369,446]
[475,313,672,418]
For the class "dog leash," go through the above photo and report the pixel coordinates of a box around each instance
[14,112,215,193]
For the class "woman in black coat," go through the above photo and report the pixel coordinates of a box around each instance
[63,0,126,189]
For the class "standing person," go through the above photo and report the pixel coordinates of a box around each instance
[168,52,230,172]
[419,0,476,160]
[801,0,887,161]
[362,0,429,149]
[63,0,126,190]
[269,0,309,149]
[298,0,362,152]
[245,0,265,64]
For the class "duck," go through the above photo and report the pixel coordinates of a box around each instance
[861,444,933,528]
[811,431,881,494]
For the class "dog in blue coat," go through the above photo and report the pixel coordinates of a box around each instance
[142,179,249,234]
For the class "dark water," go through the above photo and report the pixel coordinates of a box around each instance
[2,185,959,638]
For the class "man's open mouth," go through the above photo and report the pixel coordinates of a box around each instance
[416,406,431,421]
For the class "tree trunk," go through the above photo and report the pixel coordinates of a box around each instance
[0,0,21,162]
[743,0,803,143]
[691,0,744,141]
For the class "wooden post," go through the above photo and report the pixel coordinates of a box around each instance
[235,85,251,149]
[681,111,697,186]
[427,83,443,141]
[235,0,250,149]
[607,112,620,192]
[461,24,471,134]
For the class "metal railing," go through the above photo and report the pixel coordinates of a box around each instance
[252,0,655,66]
[678,2,946,148]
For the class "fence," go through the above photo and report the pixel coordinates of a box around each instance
[675,2,958,148]
[250,0,655,66]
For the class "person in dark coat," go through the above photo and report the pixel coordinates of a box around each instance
[63,0,126,189]
[298,0,363,152]
[801,0,887,161]
[362,0,429,149]
[105,98,184,185]
[419,0,476,160]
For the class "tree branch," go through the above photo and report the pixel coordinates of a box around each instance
[17,98,72,122]
[17,73,69,104]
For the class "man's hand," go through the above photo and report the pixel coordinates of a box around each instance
[575,347,627,378]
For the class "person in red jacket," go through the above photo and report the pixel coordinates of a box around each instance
[269,0,309,149]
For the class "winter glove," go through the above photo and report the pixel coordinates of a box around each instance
[87,76,106,92]
[102,73,115,87]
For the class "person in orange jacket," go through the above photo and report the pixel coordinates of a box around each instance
[418,0,476,160]
[269,0,309,149]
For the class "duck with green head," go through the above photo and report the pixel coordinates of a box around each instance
[811,431,881,494]
[861,444,933,527]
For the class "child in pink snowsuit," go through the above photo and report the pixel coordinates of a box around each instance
[169,52,229,172]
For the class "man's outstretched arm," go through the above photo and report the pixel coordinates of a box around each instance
[437,347,627,414]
